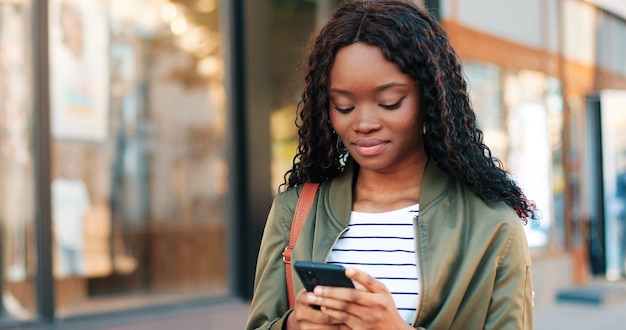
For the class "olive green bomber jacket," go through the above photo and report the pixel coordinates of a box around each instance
[246,160,534,329]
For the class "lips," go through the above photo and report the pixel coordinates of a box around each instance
[351,138,388,157]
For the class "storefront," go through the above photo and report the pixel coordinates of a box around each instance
[0,0,354,328]
[1,0,236,327]
[1,0,625,328]
[441,0,626,303]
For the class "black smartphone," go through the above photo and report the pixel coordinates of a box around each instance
[294,261,355,292]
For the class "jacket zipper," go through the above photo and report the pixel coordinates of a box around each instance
[323,227,350,262]
[412,214,422,327]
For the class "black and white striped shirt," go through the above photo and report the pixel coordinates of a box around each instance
[327,204,420,325]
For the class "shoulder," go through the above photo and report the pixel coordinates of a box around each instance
[271,182,331,225]
[424,164,521,225]
[270,185,303,225]
[460,184,524,233]
[459,187,530,259]
[274,185,301,206]
[430,176,526,243]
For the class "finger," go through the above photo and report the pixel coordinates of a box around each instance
[319,305,353,325]
[319,303,370,330]
[299,292,344,325]
[294,290,325,323]
[295,289,313,308]
[313,285,361,304]
[345,268,389,293]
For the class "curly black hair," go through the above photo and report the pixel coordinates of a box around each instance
[282,0,536,222]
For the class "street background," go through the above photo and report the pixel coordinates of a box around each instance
[82,297,626,330]
[64,278,626,330]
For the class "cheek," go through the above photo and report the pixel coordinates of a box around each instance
[329,111,345,132]
[404,101,424,131]
[394,106,422,130]
[394,114,424,142]
[397,119,421,138]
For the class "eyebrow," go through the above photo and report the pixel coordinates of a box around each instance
[329,82,410,95]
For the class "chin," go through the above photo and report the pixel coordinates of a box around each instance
[352,157,391,172]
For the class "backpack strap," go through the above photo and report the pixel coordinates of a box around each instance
[283,182,320,309]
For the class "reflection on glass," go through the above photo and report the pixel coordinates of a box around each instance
[0,0,36,322]
[546,77,565,248]
[467,64,565,250]
[504,70,560,249]
[270,1,317,191]
[52,152,90,278]
[464,62,506,164]
[49,0,229,316]
[598,90,626,280]
[270,0,353,192]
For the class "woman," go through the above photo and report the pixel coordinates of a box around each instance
[247,1,536,329]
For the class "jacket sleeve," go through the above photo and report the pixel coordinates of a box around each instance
[485,219,534,330]
[246,195,295,330]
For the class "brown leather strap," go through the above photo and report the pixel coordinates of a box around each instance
[283,182,320,309]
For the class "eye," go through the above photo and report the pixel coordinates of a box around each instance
[330,95,355,113]
[333,104,355,113]
[380,97,405,110]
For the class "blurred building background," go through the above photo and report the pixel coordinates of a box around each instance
[0,0,625,329]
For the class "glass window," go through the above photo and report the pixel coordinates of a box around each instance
[504,69,564,250]
[269,0,358,192]
[546,77,566,249]
[596,91,626,280]
[270,0,319,191]
[464,62,506,164]
[0,0,37,323]
[466,63,566,251]
[48,0,229,316]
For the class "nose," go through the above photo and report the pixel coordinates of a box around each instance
[353,106,382,133]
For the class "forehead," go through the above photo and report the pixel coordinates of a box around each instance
[329,43,410,88]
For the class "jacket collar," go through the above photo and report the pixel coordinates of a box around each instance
[327,159,356,227]
[419,159,452,213]
[327,157,451,225]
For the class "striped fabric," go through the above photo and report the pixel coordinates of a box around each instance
[327,204,420,325]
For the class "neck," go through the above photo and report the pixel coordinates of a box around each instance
[352,156,427,213]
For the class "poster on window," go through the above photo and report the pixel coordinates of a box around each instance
[50,0,109,142]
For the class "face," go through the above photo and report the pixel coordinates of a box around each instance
[328,42,425,173]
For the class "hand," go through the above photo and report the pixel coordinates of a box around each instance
[309,268,413,330]
[287,288,350,330]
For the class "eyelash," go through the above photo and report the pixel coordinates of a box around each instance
[381,98,403,110]
[334,97,404,113]
[334,106,355,113]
